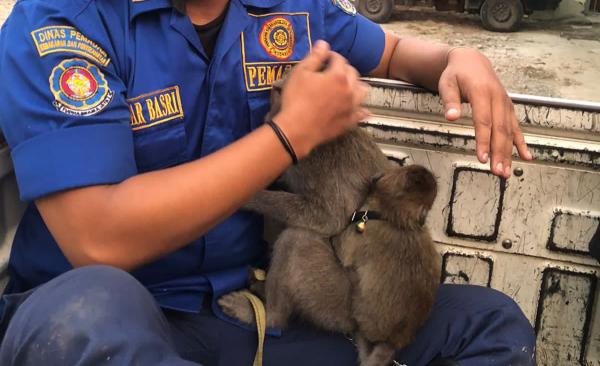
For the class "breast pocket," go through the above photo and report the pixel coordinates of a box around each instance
[128,86,187,172]
[247,91,272,130]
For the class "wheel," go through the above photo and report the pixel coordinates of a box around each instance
[356,0,394,23]
[480,0,524,32]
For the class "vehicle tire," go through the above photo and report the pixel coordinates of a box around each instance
[480,0,524,32]
[356,0,394,23]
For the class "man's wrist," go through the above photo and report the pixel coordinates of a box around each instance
[445,46,473,66]
[271,111,312,161]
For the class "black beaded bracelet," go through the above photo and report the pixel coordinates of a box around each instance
[266,119,298,165]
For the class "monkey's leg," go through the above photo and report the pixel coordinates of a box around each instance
[362,343,396,366]
[243,190,340,235]
[354,334,374,366]
[264,274,294,329]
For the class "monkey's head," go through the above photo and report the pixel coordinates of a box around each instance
[265,78,286,122]
[370,165,437,229]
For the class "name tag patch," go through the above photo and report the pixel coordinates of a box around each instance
[242,13,312,92]
[128,86,184,131]
[31,26,110,66]
[49,58,114,116]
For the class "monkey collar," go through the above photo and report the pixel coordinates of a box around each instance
[350,210,384,233]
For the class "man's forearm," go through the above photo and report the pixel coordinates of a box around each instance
[370,32,450,92]
[389,36,450,91]
[37,123,293,270]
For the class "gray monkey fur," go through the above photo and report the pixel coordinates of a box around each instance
[218,79,440,366]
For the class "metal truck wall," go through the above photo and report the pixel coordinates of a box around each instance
[364,79,600,366]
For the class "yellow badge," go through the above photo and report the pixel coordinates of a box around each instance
[31,26,110,66]
[259,17,295,61]
[127,86,184,131]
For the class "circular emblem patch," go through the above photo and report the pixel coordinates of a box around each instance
[333,0,357,15]
[49,58,114,116]
[259,17,295,61]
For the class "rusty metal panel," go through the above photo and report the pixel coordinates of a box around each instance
[440,252,492,287]
[446,167,505,242]
[535,268,597,365]
[366,78,600,136]
[368,79,600,365]
[548,210,600,256]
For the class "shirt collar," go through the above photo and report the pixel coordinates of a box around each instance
[130,0,174,20]
[237,0,287,9]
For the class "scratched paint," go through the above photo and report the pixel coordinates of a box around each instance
[366,81,600,133]
[446,168,504,242]
[535,269,596,365]
[441,252,492,287]
[549,211,600,255]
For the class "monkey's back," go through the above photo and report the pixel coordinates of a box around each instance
[281,128,391,232]
[345,222,440,348]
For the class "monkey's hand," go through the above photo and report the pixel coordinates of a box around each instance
[242,190,341,235]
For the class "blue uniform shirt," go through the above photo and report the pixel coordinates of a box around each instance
[0,0,385,321]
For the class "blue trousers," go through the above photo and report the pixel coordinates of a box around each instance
[0,266,536,366]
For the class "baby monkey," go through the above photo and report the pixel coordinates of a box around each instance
[218,78,440,366]
[334,164,440,365]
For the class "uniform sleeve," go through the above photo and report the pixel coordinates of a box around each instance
[322,0,386,75]
[0,2,137,201]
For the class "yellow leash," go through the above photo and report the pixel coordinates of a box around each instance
[240,290,267,366]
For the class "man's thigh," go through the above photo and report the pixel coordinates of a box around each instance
[166,308,358,366]
[167,284,535,366]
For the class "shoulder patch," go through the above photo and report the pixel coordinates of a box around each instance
[49,58,114,116]
[332,0,357,15]
[31,26,111,66]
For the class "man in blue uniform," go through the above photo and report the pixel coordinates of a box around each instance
[0,0,535,364]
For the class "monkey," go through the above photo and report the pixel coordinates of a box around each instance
[217,79,440,365]
[218,77,392,333]
[333,164,440,366]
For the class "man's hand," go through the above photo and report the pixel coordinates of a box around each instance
[439,47,532,178]
[274,41,369,159]
[371,33,533,178]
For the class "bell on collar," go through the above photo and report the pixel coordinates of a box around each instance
[356,221,366,233]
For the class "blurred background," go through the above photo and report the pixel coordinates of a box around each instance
[1,0,598,101]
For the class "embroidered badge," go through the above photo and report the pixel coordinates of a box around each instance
[31,26,110,66]
[332,0,357,15]
[259,17,295,61]
[127,86,184,131]
[242,13,311,92]
[49,58,114,116]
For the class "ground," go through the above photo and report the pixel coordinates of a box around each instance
[0,0,599,102]
[382,7,600,102]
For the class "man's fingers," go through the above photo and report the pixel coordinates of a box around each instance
[324,51,349,75]
[439,75,462,121]
[351,78,369,108]
[490,95,513,177]
[511,112,532,161]
[470,94,492,164]
[299,40,331,72]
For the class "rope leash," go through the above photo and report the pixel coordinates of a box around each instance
[240,290,267,366]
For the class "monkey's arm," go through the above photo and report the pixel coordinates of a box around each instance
[243,190,341,235]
